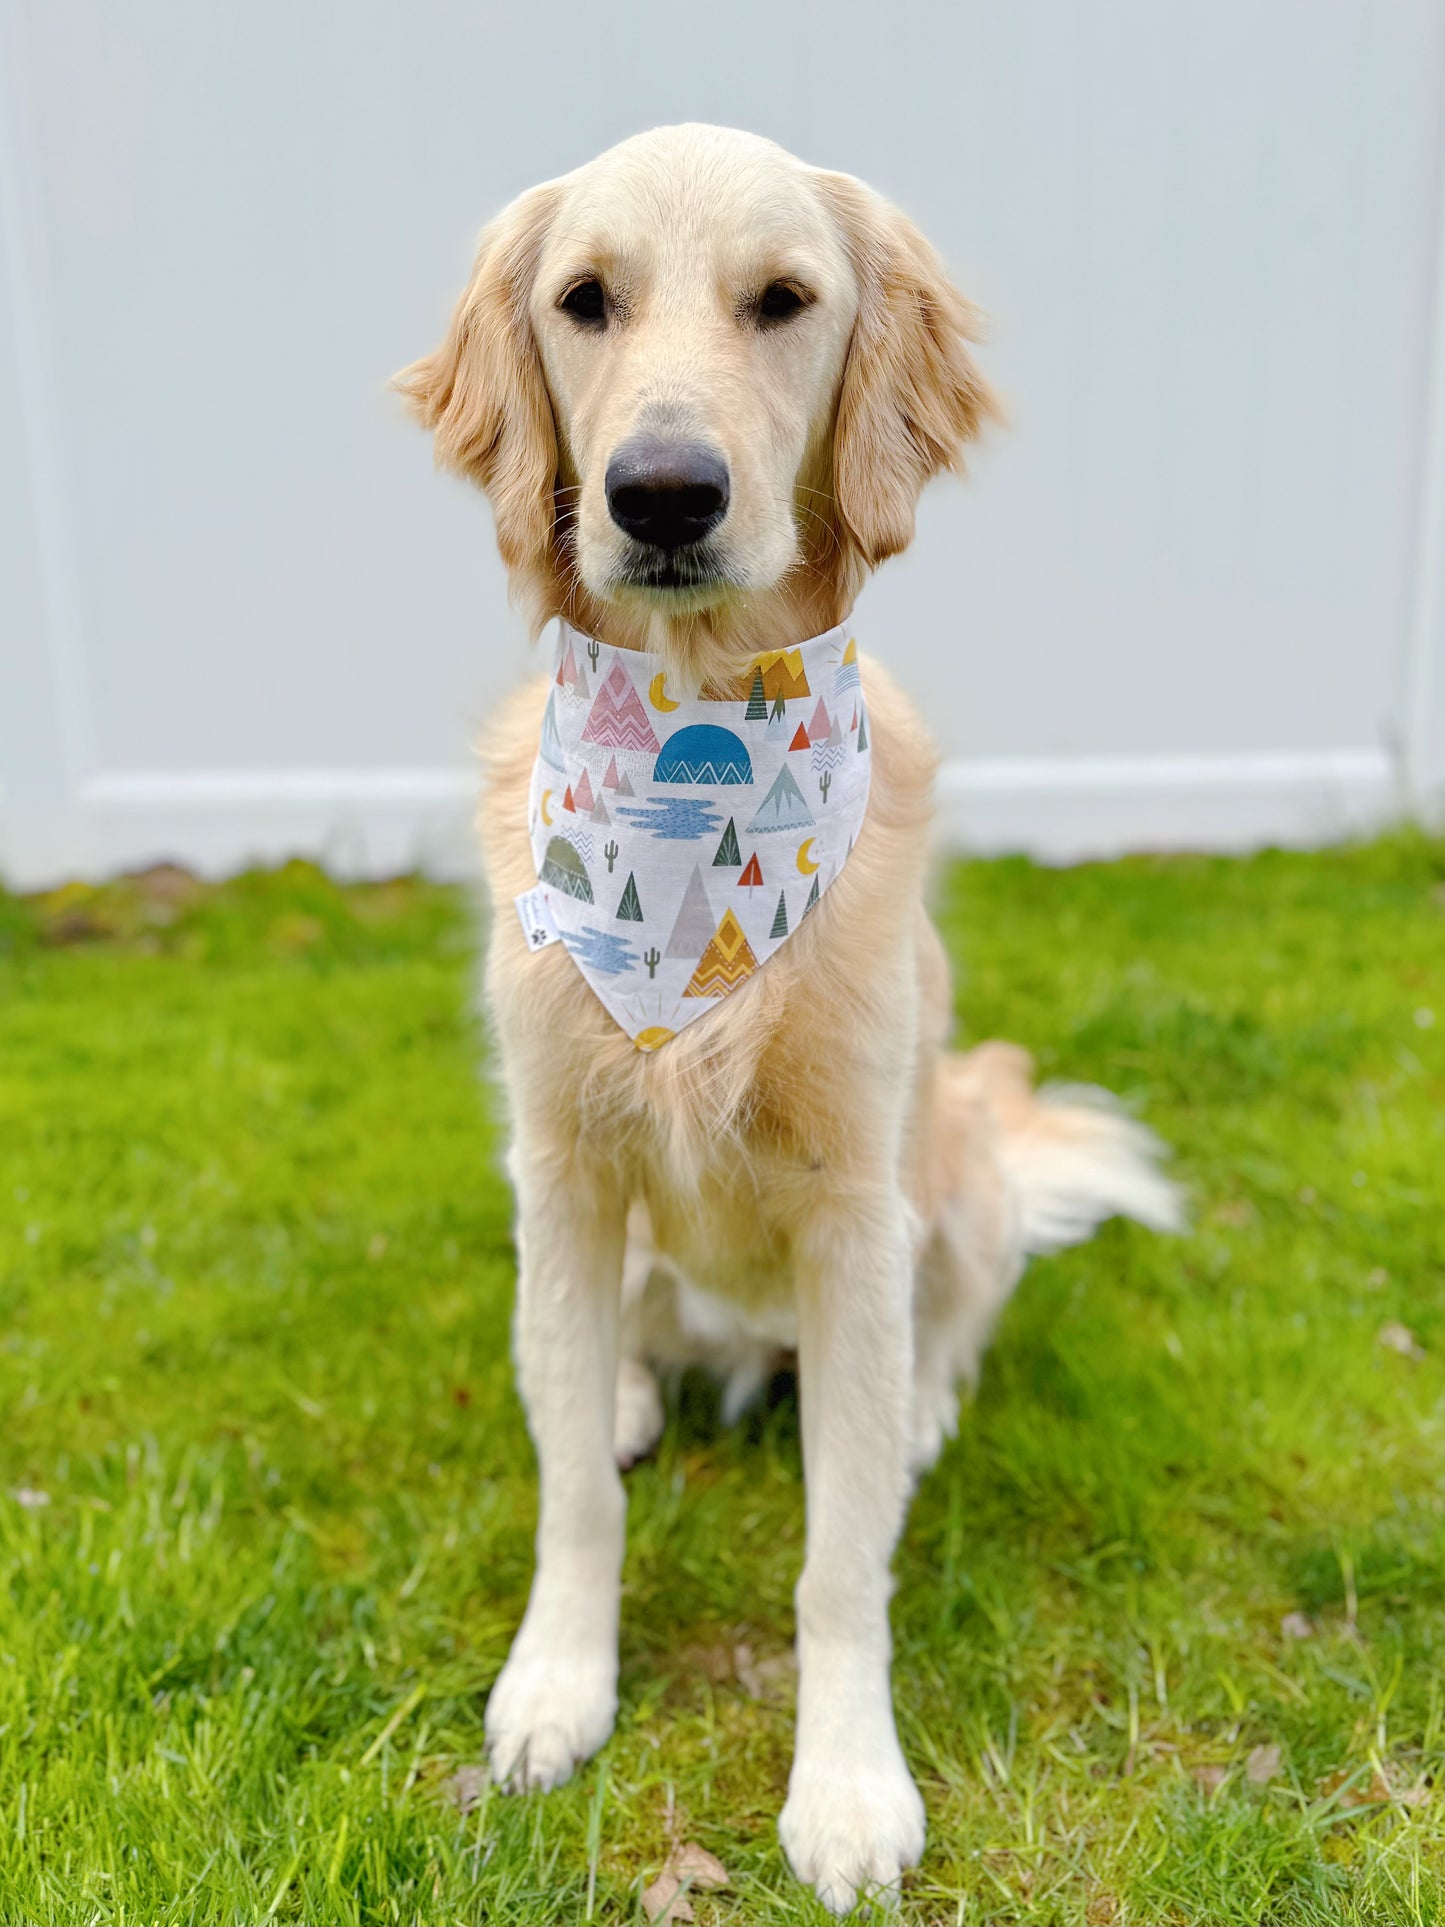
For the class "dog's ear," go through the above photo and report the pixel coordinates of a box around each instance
[819,173,1001,569]
[393,183,562,603]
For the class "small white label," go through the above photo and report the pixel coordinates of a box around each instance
[514,886,561,953]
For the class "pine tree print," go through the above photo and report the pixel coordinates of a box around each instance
[804,874,821,916]
[738,851,763,894]
[615,872,643,922]
[713,817,742,866]
[770,890,788,939]
[856,705,869,752]
[745,666,768,721]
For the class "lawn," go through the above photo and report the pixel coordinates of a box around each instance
[1,837,1444,1925]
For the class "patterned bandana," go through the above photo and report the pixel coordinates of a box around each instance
[518,619,872,1050]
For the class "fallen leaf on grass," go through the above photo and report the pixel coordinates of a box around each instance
[14,1488,50,1510]
[670,1844,728,1888]
[1191,1764,1227,1795]
[1379,1322,1425,1360]
[678,1642,736,1686]
[1320,1767,1390,1808]
[642,1877,692,1925]
[445,1764,488,1813]
[733,1641,795,1701]
[1281,1611,1315,1640]
[643,1842,729,1922]
[1086,1895,1120,1926]
[1318,1765,1431,1811]
[1246,1743,1282,1785]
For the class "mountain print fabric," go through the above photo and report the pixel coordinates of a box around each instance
[524,619,873,1051]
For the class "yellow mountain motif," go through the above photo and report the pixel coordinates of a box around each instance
[702,649,811,704]
[755,649,810,701]
[682,909,758,998]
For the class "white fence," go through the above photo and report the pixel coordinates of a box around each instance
[4,0,1444,888]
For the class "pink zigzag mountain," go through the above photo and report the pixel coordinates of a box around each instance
[581,659,661,754]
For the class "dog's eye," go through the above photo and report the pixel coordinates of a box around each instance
[757,281,809,325]
[559,278,606,325]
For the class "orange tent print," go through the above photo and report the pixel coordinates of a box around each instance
[682,909,758,999]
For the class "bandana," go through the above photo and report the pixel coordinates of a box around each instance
[518,619,872,1050]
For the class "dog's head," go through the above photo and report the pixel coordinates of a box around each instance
[396,125,998,634]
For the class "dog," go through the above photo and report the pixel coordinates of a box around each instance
[396,123,1179,1914]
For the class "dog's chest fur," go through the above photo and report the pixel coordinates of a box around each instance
[479,652,943,1306]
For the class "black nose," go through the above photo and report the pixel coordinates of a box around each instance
[605,438,730,550]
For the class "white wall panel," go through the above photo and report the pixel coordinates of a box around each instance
[2,0,1442,885]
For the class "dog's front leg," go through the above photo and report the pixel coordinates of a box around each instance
[780,1190,926,1913]
[485,1144,627,1792]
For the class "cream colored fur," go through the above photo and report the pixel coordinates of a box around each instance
[397,124,1179,1914]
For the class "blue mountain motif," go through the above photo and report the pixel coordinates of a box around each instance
[539,690,566,769]
[615,796,724,841]
[561,924,640,975]
[747,763,814,833]
[653,723,753,785]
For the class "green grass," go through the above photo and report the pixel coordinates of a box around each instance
[1,838,1444,1924]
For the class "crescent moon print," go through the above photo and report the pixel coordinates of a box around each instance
[648,672,681,713]
[796,837,819,875]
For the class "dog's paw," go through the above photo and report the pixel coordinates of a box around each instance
[485,1627,617,1792]
[779,1742,925,1914]
[613,1356,665,1469]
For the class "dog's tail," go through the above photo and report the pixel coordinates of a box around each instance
[910,1043,1181,1469]
[939,1041,1183,1256]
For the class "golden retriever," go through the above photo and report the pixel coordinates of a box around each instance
[397,123,1178,1914]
